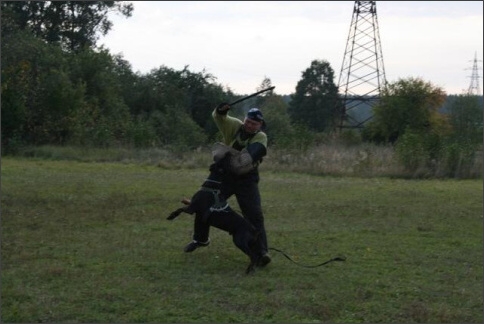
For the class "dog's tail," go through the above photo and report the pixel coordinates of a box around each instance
[167,208,184,220]
[268,247,346,268]
[167,198,192,220]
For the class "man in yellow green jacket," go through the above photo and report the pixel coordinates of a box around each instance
[184,103,271,267]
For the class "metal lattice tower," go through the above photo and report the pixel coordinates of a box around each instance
[336,1,387,129]
[467,52,481,95]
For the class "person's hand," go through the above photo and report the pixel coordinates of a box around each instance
[216,102,230,113]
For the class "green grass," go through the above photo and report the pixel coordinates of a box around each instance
[1,157,483,323]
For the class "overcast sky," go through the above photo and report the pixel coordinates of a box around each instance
[100,1,483,95]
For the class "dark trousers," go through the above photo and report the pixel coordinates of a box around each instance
[192,173,268,255]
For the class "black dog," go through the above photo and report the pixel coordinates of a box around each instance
[167,155,263,274]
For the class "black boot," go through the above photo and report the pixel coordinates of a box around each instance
[184,239,210,252]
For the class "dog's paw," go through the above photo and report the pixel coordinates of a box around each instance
[181,198,191,205]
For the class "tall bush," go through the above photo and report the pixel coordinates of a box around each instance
[149,106,208,150]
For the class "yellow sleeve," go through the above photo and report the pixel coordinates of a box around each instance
[212,108,243,145]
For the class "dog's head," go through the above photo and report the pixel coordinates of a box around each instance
[209,152,233,175]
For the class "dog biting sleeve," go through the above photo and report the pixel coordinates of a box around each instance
[212,142,239,162]
[211,142,257,175]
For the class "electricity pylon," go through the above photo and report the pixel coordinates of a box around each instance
[336,1,387,129]
[467,52,481,96]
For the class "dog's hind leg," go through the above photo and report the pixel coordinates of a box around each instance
[232,231,252,257]
[232,231,261,274]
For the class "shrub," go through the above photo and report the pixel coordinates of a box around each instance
[439,140,479,178]
[395,130,430,173]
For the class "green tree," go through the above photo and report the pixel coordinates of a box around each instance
[260,95,293,148]
[363,77,448,143]
[1,28,135,149]
[67,47,133,147]
[1,1,133,52]
[448,94,483,144]
[1,1,137,150]
[436,94,483,178]
[288,59,340,132]
[132,65,225,131]
[254,76,275,107]
[1,29,85,149]
[148,106,207,150]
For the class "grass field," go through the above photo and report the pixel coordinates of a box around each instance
[1,157,483,323]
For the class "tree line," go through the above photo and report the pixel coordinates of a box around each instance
[1,1,327,151]
[1,1,482,177]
